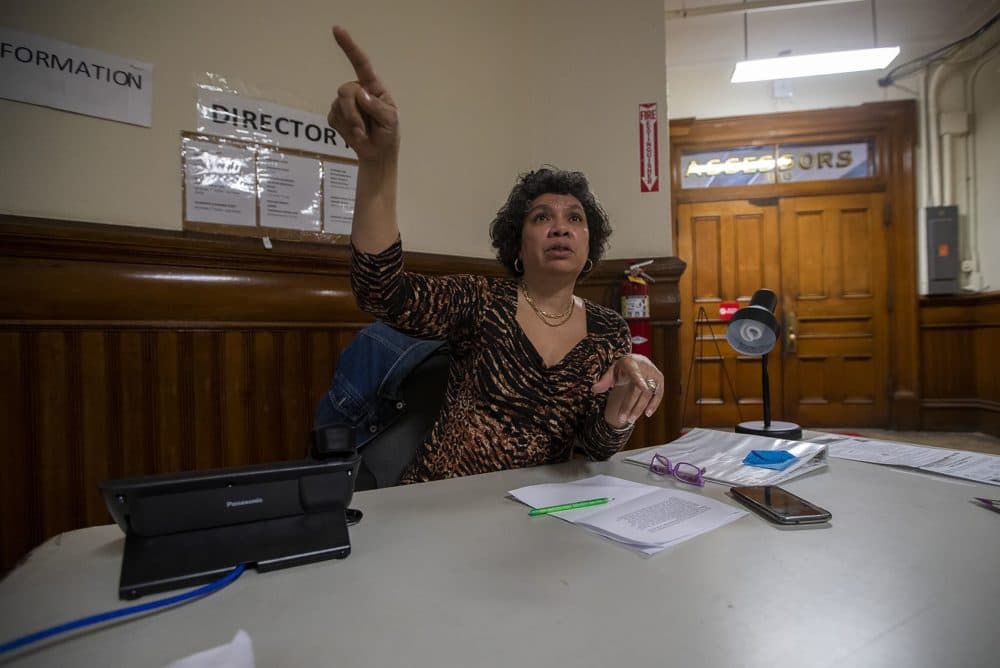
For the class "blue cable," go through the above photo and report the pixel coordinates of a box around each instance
[0,563,246,656]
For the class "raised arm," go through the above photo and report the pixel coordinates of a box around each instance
[328,26,400,253]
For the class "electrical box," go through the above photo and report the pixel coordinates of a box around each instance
[925,205,960,294]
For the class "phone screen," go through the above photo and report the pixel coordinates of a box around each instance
[730,485,831,523]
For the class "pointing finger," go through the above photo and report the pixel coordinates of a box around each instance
[332,26,385,96]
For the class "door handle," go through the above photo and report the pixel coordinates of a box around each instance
[784,311,798,353]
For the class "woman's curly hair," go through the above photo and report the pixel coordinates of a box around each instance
[489,167,612,278]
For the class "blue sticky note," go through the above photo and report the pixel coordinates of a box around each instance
[743,449,798,471]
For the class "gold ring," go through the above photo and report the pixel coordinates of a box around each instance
[645,378,658,392]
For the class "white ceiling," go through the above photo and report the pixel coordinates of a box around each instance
[664,0,1000,69]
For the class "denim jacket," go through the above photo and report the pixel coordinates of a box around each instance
[313,320,445,449]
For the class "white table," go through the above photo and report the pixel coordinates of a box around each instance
[1,452,998,667]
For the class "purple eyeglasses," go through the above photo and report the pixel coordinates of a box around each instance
[649,453,706,487]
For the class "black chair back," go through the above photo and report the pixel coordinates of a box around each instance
[353,349,450,490]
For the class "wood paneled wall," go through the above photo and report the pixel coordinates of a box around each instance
[0,216,683,573]
[919,293,1000,436]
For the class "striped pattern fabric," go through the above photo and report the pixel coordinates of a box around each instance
[352,240,633,483]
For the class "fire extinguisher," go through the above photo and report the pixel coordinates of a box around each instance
[621,260,654,357]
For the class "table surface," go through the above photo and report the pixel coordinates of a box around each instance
[1,450,998,668]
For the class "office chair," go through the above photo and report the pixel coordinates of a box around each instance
[351,348,450,490]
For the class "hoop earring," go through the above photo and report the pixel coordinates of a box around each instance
[513,257,523,274]
[582,258,594,274]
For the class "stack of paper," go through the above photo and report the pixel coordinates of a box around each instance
[624,428,829,486]
[802,431,1000,486]
[509,474,746,555]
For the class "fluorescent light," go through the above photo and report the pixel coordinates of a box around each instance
[731,46,900,82]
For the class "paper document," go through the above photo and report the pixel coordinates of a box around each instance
[624,428,829,486]
[920,451,1000,485]
[509,474,746,555]
[805,433,949,467]
[801,431,1000,487]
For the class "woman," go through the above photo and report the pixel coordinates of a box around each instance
[328,26,664,483]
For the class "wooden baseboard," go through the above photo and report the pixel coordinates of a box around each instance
[920,399,1000,437]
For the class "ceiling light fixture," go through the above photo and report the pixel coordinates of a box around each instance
[730,0,900,83]
[731,46,900,82]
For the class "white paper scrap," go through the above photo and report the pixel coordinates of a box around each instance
[164,629,254,668]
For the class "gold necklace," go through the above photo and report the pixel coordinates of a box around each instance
[521,283,575,327]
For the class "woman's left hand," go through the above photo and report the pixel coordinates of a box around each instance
[591,354,664,429]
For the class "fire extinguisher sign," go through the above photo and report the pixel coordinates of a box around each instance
[638,102,659,193]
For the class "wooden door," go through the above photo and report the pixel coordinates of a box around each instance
[779,193,888,427]
[676,200,782,429]
[677,192,890,431]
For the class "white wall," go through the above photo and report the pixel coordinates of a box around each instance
[515,0,671,260]
[0,0,670,260]
[970,55,1000,292]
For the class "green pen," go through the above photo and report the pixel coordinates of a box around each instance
[528,497,611,516]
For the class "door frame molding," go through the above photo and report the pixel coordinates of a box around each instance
[669,101,919,429]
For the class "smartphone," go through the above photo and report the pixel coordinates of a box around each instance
[730,485,831,525]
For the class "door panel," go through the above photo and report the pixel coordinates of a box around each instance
[677,201,782,429]
[779,193,888,427]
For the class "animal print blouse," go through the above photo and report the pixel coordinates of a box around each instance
[351,239,633,483]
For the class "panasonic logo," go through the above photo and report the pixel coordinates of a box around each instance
[226,497,264,508]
